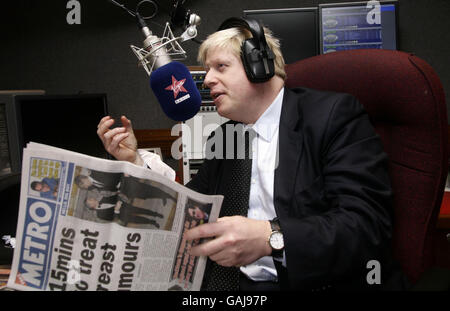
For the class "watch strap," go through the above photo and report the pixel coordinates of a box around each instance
[270,217,281,232]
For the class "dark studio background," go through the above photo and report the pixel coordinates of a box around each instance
[0,0,449,130]
[1,1,450,296]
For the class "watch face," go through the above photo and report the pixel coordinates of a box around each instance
[269,231,284,250]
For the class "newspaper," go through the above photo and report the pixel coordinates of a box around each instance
[6,142,223,291]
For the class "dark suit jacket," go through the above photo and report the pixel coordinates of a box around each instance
[188,87,406,290]
[95,195,117,221]
[120,176,175,201]
[88,170,121,192]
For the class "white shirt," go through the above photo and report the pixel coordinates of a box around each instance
[96,202,116,210]
[139,88,285,282]
[138,149,176,181]
[240,88,284,282]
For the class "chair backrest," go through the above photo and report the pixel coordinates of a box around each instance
[285,49,448,283]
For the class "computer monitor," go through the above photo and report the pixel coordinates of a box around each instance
[1,92,108,264]
[0,93,108,180]
[11,93,109,173]
[243,8,319,64]
[1,100,16,177]
[0,91,46,177]
[319,1,398,54]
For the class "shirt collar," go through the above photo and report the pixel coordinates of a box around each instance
[247,88,284,142]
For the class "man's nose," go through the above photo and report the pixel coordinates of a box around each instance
[203,70,217,88]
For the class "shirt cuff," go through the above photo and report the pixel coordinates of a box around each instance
[137,149,176,181]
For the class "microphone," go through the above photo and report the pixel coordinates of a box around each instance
[150,61,201,121]
[135,12,172,71]
[132,12,201,121]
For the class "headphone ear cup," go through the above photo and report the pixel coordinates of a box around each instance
[241,38,275,83]
[241,39,257,82]
[217,17,275,83]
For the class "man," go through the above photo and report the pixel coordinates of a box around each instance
[97,18,407,291]
[84,192,119,222]
[31,177,59,200]
[85,192,163,228]
[187,203,210,222]
[74,170,121,193]
[120,175,177,207]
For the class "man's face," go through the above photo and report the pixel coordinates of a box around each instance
[203,47,259,122]
[78,177,92,189]
[86,197,99,209]
[188,206,205,220]
[34,182,50,192]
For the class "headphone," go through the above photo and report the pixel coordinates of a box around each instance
[218,17,275,83]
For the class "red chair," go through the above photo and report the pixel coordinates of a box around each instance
[285,49,448,285]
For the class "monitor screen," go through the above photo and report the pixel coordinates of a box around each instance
[319,1,398,54]
[243,8,319,64]
[0,102,12,176]
[0,93,109,265]
[14,94,109,165]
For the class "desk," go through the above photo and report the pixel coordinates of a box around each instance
[134,128,184,183]
[0,266,11,290]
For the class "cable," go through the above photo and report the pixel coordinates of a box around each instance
[107,0,136,17]
[136,0,158,20]
[107,0,158,20]
[107,0,164,30]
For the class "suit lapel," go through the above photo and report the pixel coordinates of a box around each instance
[274,88,303,218]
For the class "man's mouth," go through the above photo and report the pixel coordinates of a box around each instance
[211,92,225,100]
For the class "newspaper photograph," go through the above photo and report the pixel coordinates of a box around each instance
[6,142,223,291]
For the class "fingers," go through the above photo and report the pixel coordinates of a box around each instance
[97,116,114,144]
[185,222,224,241]
[103,126,127,142]
[97,116,128,142]
[189,235,241,267]
[97,115,132,157]
[101,125,128,152]
[185,220,236,258]
[185,217,271,268]
[189,234,226,257]
[120,115,134,134]
[98,116,131,141]
[185,222,226,257]
[119,115,138,151]
[107,132,130,154]
[97,115,113,130]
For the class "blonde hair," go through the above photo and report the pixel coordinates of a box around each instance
[197,25,286,80]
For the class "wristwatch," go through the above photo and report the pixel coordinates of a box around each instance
[268,217,284,258]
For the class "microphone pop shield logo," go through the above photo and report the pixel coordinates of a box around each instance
[165,76,188,98]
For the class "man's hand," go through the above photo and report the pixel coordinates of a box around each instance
[97,115,142,165]
[185,216,272,267]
